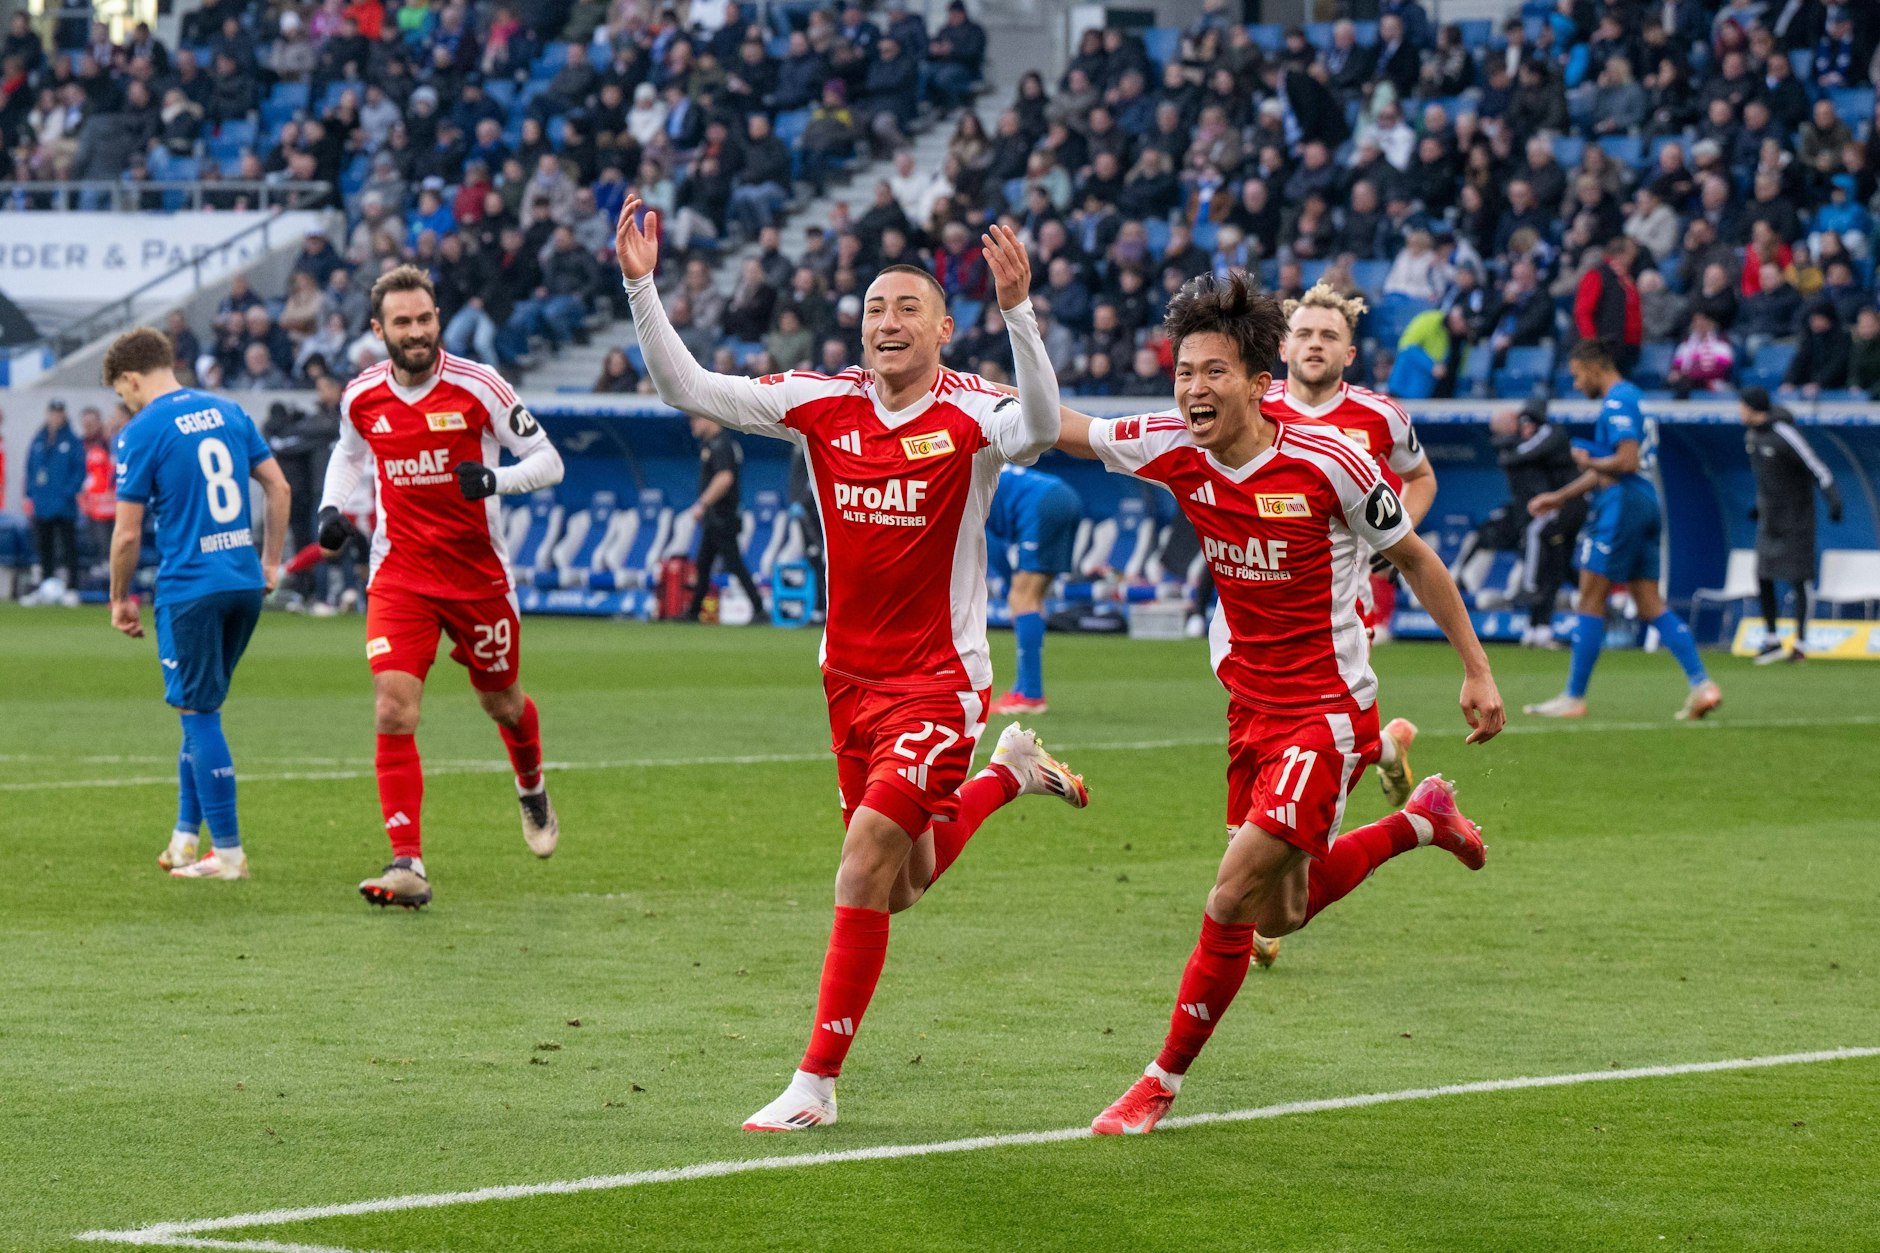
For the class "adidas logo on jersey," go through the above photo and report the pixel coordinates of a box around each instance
[1179,1002,1212,1022]
[1266,803,1297,828]
[370,415,393,435]
[1188,482,1217,506]
[385,811,412,829]
[830,431,862,454]
[821,1017,855,1036]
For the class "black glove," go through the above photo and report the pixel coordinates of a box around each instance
[1829,502,1844,524]
[455,461,497,500]
[316,506,358,551]
[1369,551,1394,576]
[1747,505,1759,522]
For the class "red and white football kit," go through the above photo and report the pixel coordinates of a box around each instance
[321,352,563,691]
[1261,381,1426,630]
[319,351,564,864]
[1087,411,1413,857]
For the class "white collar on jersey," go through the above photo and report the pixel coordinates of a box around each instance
[1275,381,1349,420]
[869,375,937,429]
[383,357,445,405]
[1204,442,1279,483]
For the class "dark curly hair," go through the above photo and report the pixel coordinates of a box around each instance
[1162,271,1287,379]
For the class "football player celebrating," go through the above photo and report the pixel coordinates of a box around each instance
[616,199,1090,1132]
[1266,282,1435,811]
[1053,273,1504,1135]
[317,266,566,909]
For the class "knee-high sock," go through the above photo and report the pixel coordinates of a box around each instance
[1651,611,1708,685]
[1566,612,1605,699]
[175,738,202,835]
[800,905,891,1077]
[180,712,239,849]
[1013,611,1046,699]
[1153,915,1256,1076]
[375,733,424,860]
[1795,583,1812,641]
[928,764,1020,885]
[499,696,544,791]
[1759,578,1781,634]
[1301,813,1420,927]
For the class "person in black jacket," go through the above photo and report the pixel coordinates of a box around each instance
[1738,387,1845,663]
[684,415,766,622]
[1457,400,1586,647]
[1782,300,1852,398]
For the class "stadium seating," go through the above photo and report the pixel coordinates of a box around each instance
[1816,549,1880,615]
[1690,548,1761,639]
[1079,496,1158,581]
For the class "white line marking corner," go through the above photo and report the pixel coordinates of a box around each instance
[75,1046,1880,1250]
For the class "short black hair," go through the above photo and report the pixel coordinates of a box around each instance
[1737,385,1772,413]
[868,263,948,306]
[1568,337,1617,370]
[1162,271,1287,378]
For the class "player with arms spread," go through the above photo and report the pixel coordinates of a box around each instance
[1052,274,1505,1134]
[1523,338,1720,720]
[317,266,567,909]
[106,327,292,881]
[617,198,1090,1132]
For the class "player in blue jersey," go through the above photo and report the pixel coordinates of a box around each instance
[103,328,293,880]
[987,464,1083,715]
[1523,339,1721,720]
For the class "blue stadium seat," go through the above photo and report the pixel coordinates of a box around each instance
[1597,134,1643,167]
[1458,19,1493,49]
[484,80,516,110]
[1459,344,1494,396]
[216,119,256,148]
[1788,49,1811,81]
[262,101,298,133]
[726,339,766,366]
[1350,259,1390,296]
[268,81,310,110]
[1743,341,1797,388]
[532,42,569,77]
[1189,221,1219,250]
[1002,177,1027,212]
[773,108,811,147]
[1553,136,1586,168]
[546,115,567,149]
[1247,24,1285,52]
[1828,87,1874,129]
[766,34,790,58]
[1306,22,1336,48]
[949,297,983,329]
[1634,341,1675,389]
[1142,27,1178,68]
[1493,345,1553,397]
[1143,216,1171,258]
[1257,258,1279,286]
[1300,259,1329,288]
[206,139,245,169]
[625,343,646,375]
[1351,20,1378,45]
[1368,294,1434,344]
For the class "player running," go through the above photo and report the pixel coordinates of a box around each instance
[1522,339,1720,720]
[1266,282,1435,810]
[616,199,1089,1132]
[316,266,566,909]
[1051,273,1504,1135]
[987,464,1083,715]
[104,327,292,881]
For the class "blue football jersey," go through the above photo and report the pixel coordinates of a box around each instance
[988,464,1064,538]
[1593,380,1658,502]
[114,388,273,605]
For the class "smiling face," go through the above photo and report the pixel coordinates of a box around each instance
[862,269,952,391]
[373,287,440,378]
[1283,304,1356,389]
[1174,331,1268,454]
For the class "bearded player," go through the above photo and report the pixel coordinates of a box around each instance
[317,266,566,909]
[617,199,1088,1132]
[1267,282,1435,813]
[1053,273,1504,1135]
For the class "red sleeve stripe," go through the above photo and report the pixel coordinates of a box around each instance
[1284,427,1377,487]
[341,362,391,399]
[1145,417,1189,431]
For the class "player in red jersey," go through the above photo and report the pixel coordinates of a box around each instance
[1052,274,1504,1134]
[616,199,1090,1131]
[316,266,566,909]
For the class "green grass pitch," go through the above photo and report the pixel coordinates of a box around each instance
[2,604,1876,1251]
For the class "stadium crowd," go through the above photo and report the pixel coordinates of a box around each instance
[2,0,1880,404]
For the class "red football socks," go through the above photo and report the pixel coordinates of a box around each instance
[800,905,891,1077]
[1154,914,1256,1075]
[375,732,424,860]
[499,696,544,791]
[1301,813,1418,927]
[928,764,1020,884]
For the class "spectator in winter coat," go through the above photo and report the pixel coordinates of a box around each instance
[1667,311,1737,397]
[1811,174,1872,260]
[1574,238,1643,373]
[1782,301,1852,397]
[25,399,86,588]
[1739,263,1805,349]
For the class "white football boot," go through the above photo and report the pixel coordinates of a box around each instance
[743,1070,838,1132]
[988,724,1089,808]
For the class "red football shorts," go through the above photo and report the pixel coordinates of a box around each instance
[824,674,990,837]
[364,585,522,692]
[1226,701,1381,859]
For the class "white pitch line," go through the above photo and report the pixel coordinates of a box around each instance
[8,713,1880,795]
[75,1046,1880,1251]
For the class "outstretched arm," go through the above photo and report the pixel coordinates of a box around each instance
[616,196,790,436]
[981,223,1059,463]
[1378,530,1504,744]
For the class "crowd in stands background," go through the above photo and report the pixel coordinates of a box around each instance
[3,0,1880,406]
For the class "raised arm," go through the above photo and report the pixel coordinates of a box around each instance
[616,196,790,436]
[981,223,1059,463]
